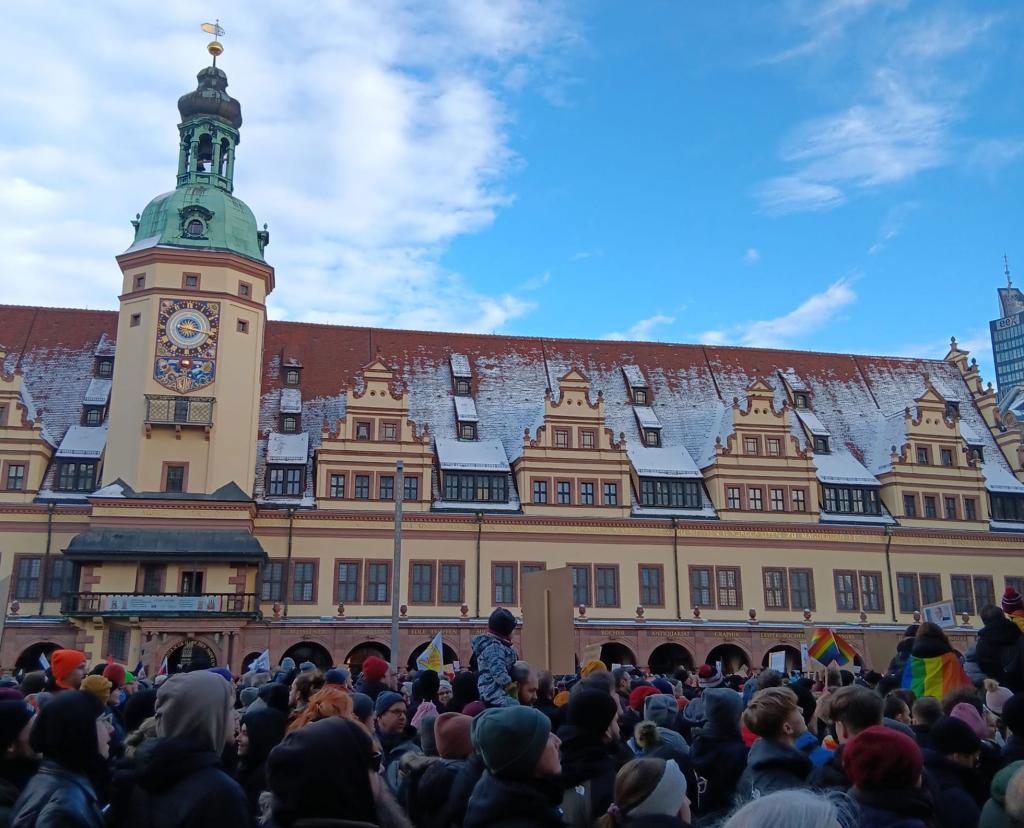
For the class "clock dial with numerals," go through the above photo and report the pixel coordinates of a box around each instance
[154,299,220,393]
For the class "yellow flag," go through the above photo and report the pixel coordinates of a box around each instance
[416,633,443,673]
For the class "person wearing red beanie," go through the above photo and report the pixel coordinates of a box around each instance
[49,649,86,691]
[102,663,126,690]
[843,725,932,826]
[629,686,659,714]
[353,655,393,702]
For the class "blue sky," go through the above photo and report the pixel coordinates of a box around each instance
[1,1,1021,381]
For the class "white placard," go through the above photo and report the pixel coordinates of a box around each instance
[923,600,956,629]
[768,650,786,672]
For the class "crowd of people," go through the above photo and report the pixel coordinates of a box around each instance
[6,595,1024,826]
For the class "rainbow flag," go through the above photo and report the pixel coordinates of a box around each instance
[807,628,855,666]
[901,652,971,699]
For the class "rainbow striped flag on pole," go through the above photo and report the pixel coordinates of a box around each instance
[901,652,971,699]
[807,627,856,667]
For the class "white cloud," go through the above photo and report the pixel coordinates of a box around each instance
[867,200,918,255]
[696,279,857,348]
[743,248,760,264]
[763,0,899,64]
[967,139,1024,176]
[756,177,846,214]
[0,1,574,332]
[604,314,675,342]
[570,249,603,261]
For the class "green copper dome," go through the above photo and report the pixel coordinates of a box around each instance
[126,65,268,262]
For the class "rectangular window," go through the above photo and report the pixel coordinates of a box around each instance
[260,561,284,602]
[180,571,203,594]
[554,429,569,448]
[813,435,830,453]
[13,558,41,600]
[944,496,957,520]
[727,487,741,509]
[184,273,200,288]
[521,563,545,578]
[634,388,648,405]
[130,313,141,327]
[581,430,595,449]
[292,562,315,602]
[917,446,930,464]
[381,422,397,441]
[354,475,370,499]
[941,448,954,467]
[134,274,145,290]
[767,438,781,456]
[992,494,1024,522]
[355,421,371,440]
[897,573,920,613]
[329,474,345,498]
[822,486,880,515]
[494,564,516,605]
[603,482,618,506]
[557,481,571,505]
[860,572,883,612]
[965,498,977,520]
[379,475,394,501]
[920,574,942,605]
[595,566,619,607]
[580,482,594,505]
[97,358,113,377]
[923,496,937,519]
[84,407,103,426]
[336,562,360,603]
[763,568,788,609]
[164,465,185,493]
[794,392,809,409]
[46,558,77,600]
[640,566,663,607]
[748,488,763,511]
[455,378,471,396]
[267,466,303,496]
[792,489,806,512]
[440,563,464,604]
[459,422,477,440]
[903,494,917,517]
[744,437,759,455]
[770,488,785,511]
[533,480,548,504]
[690,567,713,608]
[285,369,301,386]
[5,464,25,491]
[238,282,251,298]
[639,478,701,508]
[951,575,974,614]
[790,569,814,611]
[834,571,858,611]
[443,472,508,503]
[411,562,435,604]
[366,562,390,603]
[281,415,299,433]
[974,576,996,612]
[717,567,741,608]
[403,476,418,501]
[236,319,249,334]
[57,462,96,492]
[141,564,165,595]
[107,628,129,663]
[645,430,661,447]
[571,565,591,607]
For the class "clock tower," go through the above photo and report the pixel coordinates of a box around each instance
[103,54,274,496]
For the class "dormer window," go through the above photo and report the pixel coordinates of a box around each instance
[813,435,830,454]
[459,422,477,441]
[455,379,471,396]
[355,422,371,441]
[945,401,960,420]
[644,430,661,448]
[794,393,809,410]
[96,358,113,378]
[184,219,205,238]
[83,407,103,427]
[634,388,648,406]
[284,369,301,386]
[281,415,299,434]
[969,446,984,463]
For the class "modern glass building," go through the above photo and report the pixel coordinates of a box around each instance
[990,264,1024,403]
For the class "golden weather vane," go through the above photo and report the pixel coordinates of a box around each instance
[201,20,226,66]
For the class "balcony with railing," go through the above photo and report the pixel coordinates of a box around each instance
[145,395,214,427]
[61,592,258,618]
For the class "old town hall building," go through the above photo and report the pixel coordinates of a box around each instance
[0,59,1022,677]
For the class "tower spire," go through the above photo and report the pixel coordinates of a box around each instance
[201,20,225,67]
[1006,253,1013,288]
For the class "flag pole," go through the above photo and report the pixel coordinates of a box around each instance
[390,461,404,674]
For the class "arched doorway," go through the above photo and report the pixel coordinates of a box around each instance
[15,642,61,674]
[648,643,694,675]
[240,651,264,673]
[345,642,391,672]
[761,645,802,673]
[406,641,460,671]
[599,642,636,668]
[705,643,750,675]
[165,638,217,673]
[282,641,332,671]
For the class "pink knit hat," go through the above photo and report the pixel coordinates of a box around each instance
[951,702,989,739]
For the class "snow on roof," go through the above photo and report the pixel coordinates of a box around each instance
[796,410,830,437]
[279,387,302,414]
[812,450,879,487]
[958,422,984,446]
[435,438,510,472]
[55,425,108,459]
[780,367,807,392]
[622,365,647,388]
[91,482,126,498]
[267,432,309,464]
[820,511,896,526]
[453,395,479,423]
[83,378,112,406]
[627,445,702,479]
[450,353,471,378]
[633,406,661,430]
[123,233,163,254]
[980,460,1024,494]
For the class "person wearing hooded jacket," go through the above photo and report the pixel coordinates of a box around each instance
[235,707,287,819]
[972,604,1024,690]
[407,713,474,828]
[113,671,251,828]
[470,609,519,709]
[734,687,811,804]
[558,689,623,826]
[0,701,38,828]
[923,716,987,828]
[979,759,1024,827]
[10,691,112,828]
[689,688,747,819]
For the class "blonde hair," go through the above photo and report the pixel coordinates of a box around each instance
[596,758,667,828]
[286,686,354,733]
[634,720,660,752]
[741,687,798,739]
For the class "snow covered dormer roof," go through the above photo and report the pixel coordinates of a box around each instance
[628,445,701,479]
[453,396,479,423]
[796,410,830,437]
[958,422,985,447]
[83,379,112,406]
[622,365,646,389]
[634,406,661,430]
[450,354,471,379]
[779,367,807,392]
[980,461,1024,495]
[812,450,878,487]
[267,432,309,464]
[56,424,107,459]
[435,438,510,472]
[279,388,302,414]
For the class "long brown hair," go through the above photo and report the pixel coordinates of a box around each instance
[916,622,951,647]
[286,686,354,733]
[596,757,666,828]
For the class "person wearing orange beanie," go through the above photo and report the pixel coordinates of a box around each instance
[49,649,86,691]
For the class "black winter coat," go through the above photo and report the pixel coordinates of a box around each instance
[851,785,934,828]
[410,758,466,828]
[464,772,566,828]
[889,637,916,675]
[447,754,486,828]
[9,761,104,828]
[923,749,985,828]
[975,617,1024,691]
[807,743,850,791]
[1005,734,1024,764]
[734,738,811,804]
[556,725,619,822]
[688,731,747,816]
[115,736,252,828]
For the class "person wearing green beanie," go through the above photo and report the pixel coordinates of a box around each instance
[464,706,564,828]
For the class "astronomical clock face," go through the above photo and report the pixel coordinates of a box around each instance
[154,298,219,393]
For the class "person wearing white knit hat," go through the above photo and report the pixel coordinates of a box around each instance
[598,757,689,827]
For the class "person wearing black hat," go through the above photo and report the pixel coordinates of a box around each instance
[235,707,287,820]
[9,691,112,828]
[889,625,920,675]
[470,608,519,709]
[923,715,987,828]
[557,689,623,825]
[0,701,37,826]
[690,688,747,819]
[446,671,481,715]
